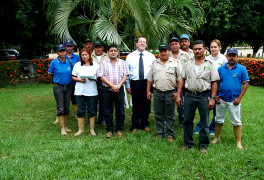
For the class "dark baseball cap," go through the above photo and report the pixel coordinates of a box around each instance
[65,39,74,46]
[158,43,170,50]
[94,40,103,47]
[169,37,179,43]
[56,44,66,51]
[85,39,92,43]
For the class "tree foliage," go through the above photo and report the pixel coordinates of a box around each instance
[49,0,204,51]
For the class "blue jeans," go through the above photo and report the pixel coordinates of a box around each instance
[102,86,125,132]
[71,81,77,104]
[195,107,216,132]
[130,80,151,130]
[183,91,210,149]
[75,95,97,118]
[53,83,72,116]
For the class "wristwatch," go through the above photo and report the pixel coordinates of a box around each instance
[211,96,216,99]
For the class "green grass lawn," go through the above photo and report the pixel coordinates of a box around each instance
[0,84,263,179]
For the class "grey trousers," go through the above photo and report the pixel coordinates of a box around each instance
[53,83,72,116]
[153,89,176,138]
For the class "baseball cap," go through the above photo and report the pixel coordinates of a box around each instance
[169,37,179,43]
[94,40,103,47]
[65,39,74,46]
[56,44,66,51]
[180,34,190,40]
[85,39,92,43]
[158,43,170,50]
[227,47,238,55]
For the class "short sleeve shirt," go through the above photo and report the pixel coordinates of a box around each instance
[206,53,227,69]
[72,62,99,96]
[148,57,182,91]
[66,52,80,65]
[182,57,220,92]
[48,57,72,85]
[170,49,189,68]
[97,58,130,87]
[218,62,249,101]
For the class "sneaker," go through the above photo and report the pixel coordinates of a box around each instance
[209,130,215,136]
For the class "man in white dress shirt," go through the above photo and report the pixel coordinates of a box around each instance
[126,36,156,134]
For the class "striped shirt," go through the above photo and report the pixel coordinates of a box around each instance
[97,58,130,87]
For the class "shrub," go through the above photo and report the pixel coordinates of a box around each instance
[237,58,264,86]
[0,60,23,86]
[32,59,53,83]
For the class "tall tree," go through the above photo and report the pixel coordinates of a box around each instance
[49,0,204,51]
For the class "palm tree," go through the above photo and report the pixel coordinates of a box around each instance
[49,0,203,50]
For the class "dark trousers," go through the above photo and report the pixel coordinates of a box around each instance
[102,86,125,132]
[153,89,176,137]
[71,81,77,104]
[53,83,72,116]
[97,88,106,123]
[177,90,184,125]
[131,80,151,129]
[76,95,97,118]
[195,107,216,131]
[183,91,210,149]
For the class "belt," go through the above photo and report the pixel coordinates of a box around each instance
[186,90,210,95]
[131,79,147,82]
[154,88,175,93]
[54,83,71,88]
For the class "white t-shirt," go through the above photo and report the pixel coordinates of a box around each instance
[72,62,99,96]
[96,55,102,63]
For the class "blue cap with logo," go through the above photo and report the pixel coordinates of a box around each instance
[227,47,238,55]
[158,43,170,50]
[57,44,66,51]
[65,39,74,46]
[180,34,190,40]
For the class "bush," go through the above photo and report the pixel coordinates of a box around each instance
[32,59,53,83]
[237,58,264,86]
[0,60,23,86]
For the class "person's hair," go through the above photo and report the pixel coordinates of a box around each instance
[210,39,222,48]
[137,36,147,43]
[79,48,93,64]
[107,44,118,51]
[193,40,205,48]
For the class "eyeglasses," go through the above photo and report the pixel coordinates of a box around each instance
[58,50,66,52]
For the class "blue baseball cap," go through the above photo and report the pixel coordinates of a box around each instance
[227,47,238,55]
[180,34,190,40]
[56,44,66,51]
[65,39,74,46]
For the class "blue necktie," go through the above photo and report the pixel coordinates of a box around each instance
[139,53,144,80]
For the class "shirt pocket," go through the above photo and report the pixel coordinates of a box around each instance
[200,69,211,80]
[166,68,176,82]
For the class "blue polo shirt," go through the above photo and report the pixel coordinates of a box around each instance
[66,52,80,66]
[48,57,73,85]
[218,62,249,102]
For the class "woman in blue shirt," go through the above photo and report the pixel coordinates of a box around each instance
[48,44,73,135]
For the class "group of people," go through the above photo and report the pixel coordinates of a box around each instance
[47,34,249,154]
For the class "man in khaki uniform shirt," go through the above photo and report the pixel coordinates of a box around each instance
[147,43,182,141]
[92,40,109,125]
[169,37,189,127]
[176,40,219,154]
[179,34,194,59]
